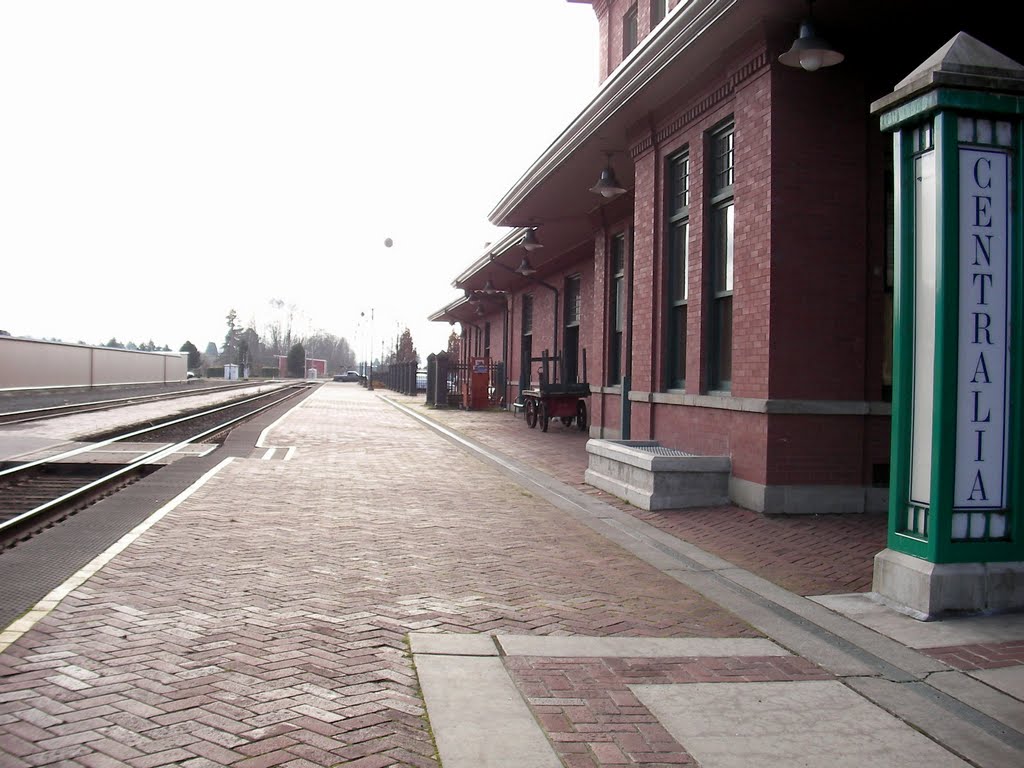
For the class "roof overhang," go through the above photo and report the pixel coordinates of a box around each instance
[428,290,509,328]
[428,294,472,326]
[487,0,812,229]
[432,0,902,322]
[491,0,961,230]
[449,219,602,297]
[490,0,737,227]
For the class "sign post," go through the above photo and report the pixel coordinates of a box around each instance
[872,33,1024,617]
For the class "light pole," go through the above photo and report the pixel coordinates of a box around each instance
[363,308,374,390]
[358,314,364,380]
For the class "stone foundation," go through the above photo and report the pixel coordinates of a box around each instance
[584,439,730,511]
[872,548,1024,619]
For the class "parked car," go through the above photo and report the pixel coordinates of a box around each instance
[333,370,363,382]
[416,370,427,391]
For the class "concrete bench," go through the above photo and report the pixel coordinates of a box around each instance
[584,439,730,510]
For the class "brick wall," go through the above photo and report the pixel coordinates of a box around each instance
[766,415,865,486]
[768,66,871,401]
[630,145,659,394]
[731,67,773,400]
[588,0,685,82]
[626,36,772,399]
[523,8,894,493]
[863,125,892,402]
[650,402,769,485]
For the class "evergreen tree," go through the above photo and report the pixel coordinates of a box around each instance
[446,330,461,361]
[286,343,306,377]
[396,327,418,365]
[180,341,201,369]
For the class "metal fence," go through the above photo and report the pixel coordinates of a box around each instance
[373,361,420,396]
[423,353,505,409]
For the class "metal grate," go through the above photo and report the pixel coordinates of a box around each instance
[631,445,696,457]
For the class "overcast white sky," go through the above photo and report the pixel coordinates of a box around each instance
[1,1,597,361]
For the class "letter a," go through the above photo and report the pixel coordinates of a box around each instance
[971,353,991,384]
[968,470,988,502]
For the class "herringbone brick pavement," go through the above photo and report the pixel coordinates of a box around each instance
[0,387,755,767]
[406,400,887,596]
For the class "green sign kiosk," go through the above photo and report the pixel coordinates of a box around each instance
[872,33,1024,617]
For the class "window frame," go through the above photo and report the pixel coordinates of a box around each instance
[519,293,535,391]
[707,119,735,393]
[622,4,639,59]
[565,275,582,329]
[608,234,626,386]
[650,0,668,27]
[666,147,690,390]
[564,274,582,384]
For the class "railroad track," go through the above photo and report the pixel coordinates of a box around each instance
[0,382,315,548]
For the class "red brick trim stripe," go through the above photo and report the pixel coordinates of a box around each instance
[506,655,830,767]
[920,641,1024,670]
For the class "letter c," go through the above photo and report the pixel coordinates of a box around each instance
[974,157,992,189]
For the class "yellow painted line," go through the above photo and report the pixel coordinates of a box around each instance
[0,457,236,656]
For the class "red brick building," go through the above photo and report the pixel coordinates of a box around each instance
[275,355,326,379]
[430,1,1022,514]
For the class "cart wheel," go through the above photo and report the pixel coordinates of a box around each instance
[576,400,588,431]
[560,416,574,427]
[540,402,549,432]
[525,399,538,428]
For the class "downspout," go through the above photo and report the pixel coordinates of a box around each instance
[503,295,511,407]
[622,225,635,439]
[490,256,560,380]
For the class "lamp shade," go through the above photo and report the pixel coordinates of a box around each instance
[778,19,844,71]
[482,279,497,294]
[521,229,543,251]
[589,167,627,198]
[516,256,537,276]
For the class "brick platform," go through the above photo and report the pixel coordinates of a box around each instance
[0,386,755,767]
[4,386,1021,768]
[406,401,887,596]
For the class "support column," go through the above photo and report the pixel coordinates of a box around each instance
[871,33,1024,617]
